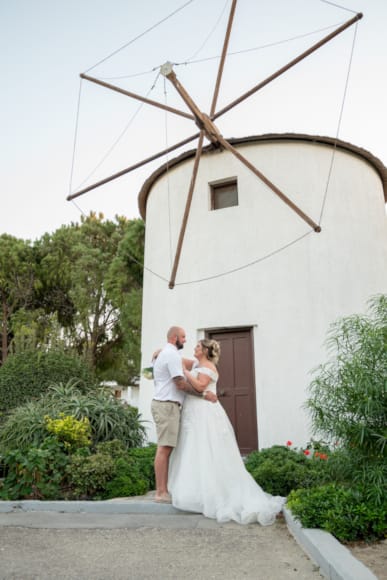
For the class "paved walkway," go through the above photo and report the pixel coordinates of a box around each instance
[0,494,377,580]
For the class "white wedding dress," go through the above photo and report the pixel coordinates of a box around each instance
[168,366,285,525]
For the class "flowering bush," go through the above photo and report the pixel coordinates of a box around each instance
[285,439,330,462]
[245,444,330,496]
[45,413,91,451]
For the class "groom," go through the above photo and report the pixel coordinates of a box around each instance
[151,326,217,503]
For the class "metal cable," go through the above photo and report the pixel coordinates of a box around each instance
[319,0,358,15]
[69,78,83,195]
[175,21,346,67]
[131,230,313,287]
[71,71,161,192]
[83,0,195,74]
[318,21,359,226]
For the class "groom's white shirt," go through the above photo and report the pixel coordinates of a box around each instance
[153,343,185,405]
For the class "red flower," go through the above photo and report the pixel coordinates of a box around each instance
[319,453,328,460]
[314,451,320,458]
[303,449,310,456]
[286,440,292,447]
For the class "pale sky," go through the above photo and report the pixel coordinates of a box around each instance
[2,0,386,241]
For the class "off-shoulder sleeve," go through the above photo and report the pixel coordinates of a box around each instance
[197,367,218,381]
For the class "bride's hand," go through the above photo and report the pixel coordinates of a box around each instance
[152,348,161,361]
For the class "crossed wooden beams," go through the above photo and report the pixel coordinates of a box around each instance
[67,0,362,288]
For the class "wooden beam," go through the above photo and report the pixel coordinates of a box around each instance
[81,73,195,120]
[212,12,363,121]
[218,135,321,232]
[164,69,320,232]
[67,132,200,201]
[169,131,205,289]
[210,0,237,116]
[163,67,220,145]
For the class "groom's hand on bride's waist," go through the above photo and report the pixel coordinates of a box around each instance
[203,391,217,403]
[174,376,217,403]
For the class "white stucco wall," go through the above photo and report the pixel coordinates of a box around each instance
[138,138,387,449]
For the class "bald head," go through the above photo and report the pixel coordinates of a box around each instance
[167,326,186,350]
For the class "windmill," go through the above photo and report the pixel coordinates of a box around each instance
[67,0,362,289]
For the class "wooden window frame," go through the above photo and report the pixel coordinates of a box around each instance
[209,178,238,210]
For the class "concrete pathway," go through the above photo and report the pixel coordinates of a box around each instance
[0,494,377,580]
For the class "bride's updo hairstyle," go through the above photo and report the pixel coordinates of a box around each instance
[200,339,221,364]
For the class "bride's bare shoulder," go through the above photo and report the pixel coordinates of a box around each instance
[201,362,217,373]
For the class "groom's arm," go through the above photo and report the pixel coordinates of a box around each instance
[173,376,202,397]
[173,376,217,402]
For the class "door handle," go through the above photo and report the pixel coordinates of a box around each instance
[219,390,226,396]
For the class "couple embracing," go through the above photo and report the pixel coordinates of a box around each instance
[151,326,284,525]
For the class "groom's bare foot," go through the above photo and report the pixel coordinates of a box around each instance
[154,492,172,503]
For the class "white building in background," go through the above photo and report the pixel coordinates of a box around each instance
[136,134,387,452]
[102,381,140,407]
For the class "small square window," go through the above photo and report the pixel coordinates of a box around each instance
[210,179,238,210]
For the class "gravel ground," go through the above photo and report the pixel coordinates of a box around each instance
[0,514,323,580]
[348,539,386,580]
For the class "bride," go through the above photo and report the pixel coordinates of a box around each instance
[168,338,285,525]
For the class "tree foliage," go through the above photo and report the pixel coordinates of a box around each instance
[0,214,145,387]
[0,235,37,364]
[0,350,95,415]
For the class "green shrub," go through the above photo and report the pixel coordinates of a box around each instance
[45,383,146,448]
[326,448,387,506]
[286,296,387,543]
[126,444,157,490]
[323,490,387,542]
[287,484,387,542]
[66,443,156,500]
[245,445,329,496]
[0,350,95,415]
[306,294,387,500]
[103,457,148,499]
[98,442,156,499]
[0,400,49,452]
[95,439,128,459]
[0,438,68,500]
[0,382,146,452]
[66,452,115,498]
[287,483,343,529]
[45,413,92,451]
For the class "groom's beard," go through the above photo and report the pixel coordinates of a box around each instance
[176,340,184,350]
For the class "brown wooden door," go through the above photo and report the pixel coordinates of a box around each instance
[208,328,258,454]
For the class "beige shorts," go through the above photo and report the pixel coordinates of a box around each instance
[151,399,181,447]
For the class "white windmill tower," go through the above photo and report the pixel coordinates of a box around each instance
[68,1,387,450]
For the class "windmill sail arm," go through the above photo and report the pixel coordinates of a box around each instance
[212,12,363,121]
[210,0,237,116]
[80,73,195,120]
[218,135,321,232]
[67,131,200,201]
[169,131,205,289]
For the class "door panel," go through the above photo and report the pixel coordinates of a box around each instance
[208,328,258,454]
